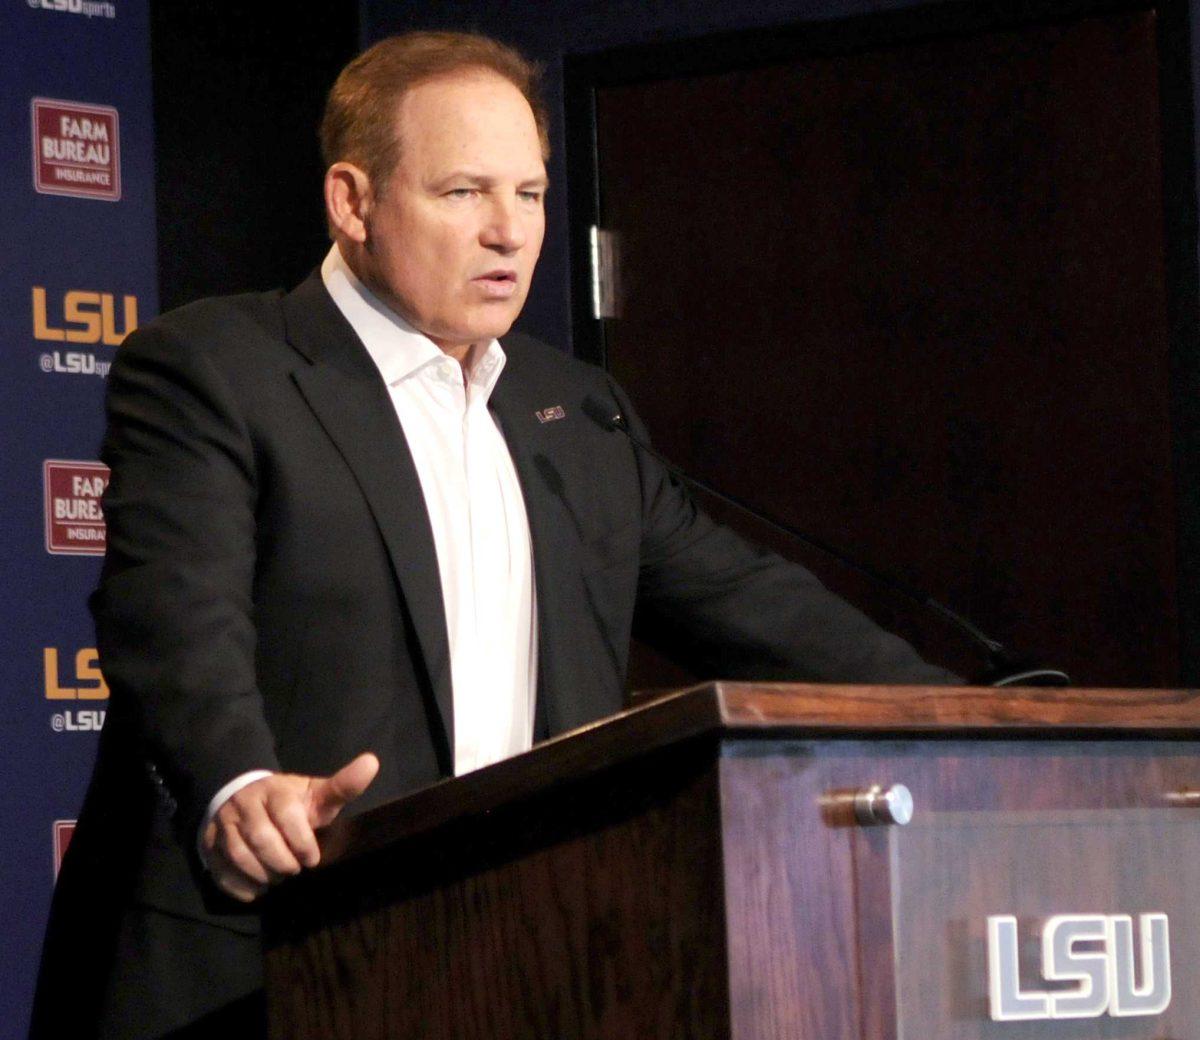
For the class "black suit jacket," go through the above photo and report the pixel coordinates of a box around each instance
[32,272,953,1039]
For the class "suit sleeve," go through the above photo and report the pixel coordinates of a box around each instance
[610,380,959,684]
[91,322,280,839]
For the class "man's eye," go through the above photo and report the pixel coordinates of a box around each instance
[446,188,476,199]
[519,191,543,204]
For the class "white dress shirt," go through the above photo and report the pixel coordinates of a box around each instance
[321,244,537,774]
[202,245,538,838]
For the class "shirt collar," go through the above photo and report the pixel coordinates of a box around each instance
[320,244,506,396]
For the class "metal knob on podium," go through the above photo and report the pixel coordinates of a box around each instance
[853,783,914,826]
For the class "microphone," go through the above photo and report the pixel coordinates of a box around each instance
[583,396,1070,688]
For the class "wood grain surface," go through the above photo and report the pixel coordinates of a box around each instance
[265,739,731,1040]
[307,684,1200,869]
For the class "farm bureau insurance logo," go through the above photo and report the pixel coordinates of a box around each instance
[29,0,116,18]
[32,98,120,201]
[53,820,76,879]
[32,286,137,378]
[44,460,109,555]
[45,645,108,734]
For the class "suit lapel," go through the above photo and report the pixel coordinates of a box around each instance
[281,273,454,766]
[488,345,578,735]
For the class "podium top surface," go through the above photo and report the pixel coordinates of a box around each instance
[313,682,1200,867]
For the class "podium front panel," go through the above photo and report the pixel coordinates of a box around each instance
[718,737,1200,1040]
[890,804,1198,1037]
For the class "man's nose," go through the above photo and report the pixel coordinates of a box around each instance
[481,195,527,252]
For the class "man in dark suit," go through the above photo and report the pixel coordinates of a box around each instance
[32,30,953,1040]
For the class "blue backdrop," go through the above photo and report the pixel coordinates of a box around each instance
[0,2,156,1034]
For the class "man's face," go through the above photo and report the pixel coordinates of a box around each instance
[357,70,547,354]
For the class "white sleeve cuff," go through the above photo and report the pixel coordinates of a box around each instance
[196,769,275,866]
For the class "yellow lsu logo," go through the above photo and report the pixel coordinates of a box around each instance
[32,287,137,346]
[44,647,109,700]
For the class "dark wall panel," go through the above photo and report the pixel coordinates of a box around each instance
[594,10,1178,685]
[364,0,1200,364]
[151,5,360,310]
[363,0,934,355]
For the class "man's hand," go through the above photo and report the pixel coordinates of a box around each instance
[202,752,380,902]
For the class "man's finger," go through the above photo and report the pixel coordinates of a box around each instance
[215,821,272,886]
[307,752,380,827]
[210,827,271,901]
[266,790,321,869]
[234,800,303,877]
[213,865,267,904]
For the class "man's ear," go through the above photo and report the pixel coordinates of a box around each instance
[324,162,373,243]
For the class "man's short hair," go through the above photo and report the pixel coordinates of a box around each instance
[320,31,550,193]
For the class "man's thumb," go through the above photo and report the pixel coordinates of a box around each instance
[308,751,380,826]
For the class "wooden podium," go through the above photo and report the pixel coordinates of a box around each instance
[262,684,1200,1039]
